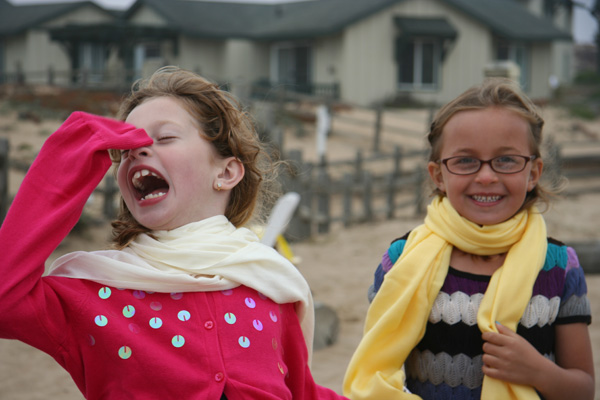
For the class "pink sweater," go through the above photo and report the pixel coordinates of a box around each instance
[0,112,346,400]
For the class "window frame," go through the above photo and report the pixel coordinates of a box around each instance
[397,37,442,91]
[495,39,530,90]
[270,41,313,87]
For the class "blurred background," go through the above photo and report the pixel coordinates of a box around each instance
[1,0,600,399]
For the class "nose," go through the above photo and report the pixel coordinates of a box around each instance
[474,162,498,184]
[128,145,152,159]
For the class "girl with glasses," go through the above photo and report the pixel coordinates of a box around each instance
[344,78,594,399]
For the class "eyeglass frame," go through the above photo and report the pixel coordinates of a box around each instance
[438,155,537,175]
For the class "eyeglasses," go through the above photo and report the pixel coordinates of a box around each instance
[439,155,536,175]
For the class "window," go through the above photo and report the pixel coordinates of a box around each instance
[78,42,106,83]
[144,43,161,59]
[398,38,440,89]
[79,43,104,72]
[133,43,162,80]
[272,43,312,91]
[496,40,529,89]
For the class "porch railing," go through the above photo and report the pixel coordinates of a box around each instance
[0,68,340,100]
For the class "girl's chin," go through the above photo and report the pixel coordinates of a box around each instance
[131,213,174,232]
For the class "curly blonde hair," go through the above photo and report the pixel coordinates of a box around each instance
[427,77,556,212]
[109,66,279,248]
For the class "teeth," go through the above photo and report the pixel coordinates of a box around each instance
[472,195,501,203]
[132,169,160,189]
[141,192,166,201]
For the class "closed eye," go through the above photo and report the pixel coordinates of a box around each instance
[156,136,177,143]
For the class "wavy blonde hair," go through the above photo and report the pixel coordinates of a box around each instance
[109,66,279,248]
[427,77,557,212]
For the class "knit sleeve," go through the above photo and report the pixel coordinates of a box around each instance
[368,233,410,303]
[0,112,151,345]
[556,246,592,325]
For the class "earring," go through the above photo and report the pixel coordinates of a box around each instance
[216,182,222,191]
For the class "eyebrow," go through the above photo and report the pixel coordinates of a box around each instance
[144,120,186,135]
[451,145,522,154]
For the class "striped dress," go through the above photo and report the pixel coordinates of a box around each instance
[369,233,591,400]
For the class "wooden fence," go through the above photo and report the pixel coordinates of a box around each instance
[275,102,600,241]
[0,138,121,224]
[281,146,429,242]
[1,118,599,241]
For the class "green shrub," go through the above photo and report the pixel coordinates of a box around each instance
[574,70,600,85]
[568,103,597,120]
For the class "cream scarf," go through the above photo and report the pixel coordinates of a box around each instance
[47,215,315,355]
[344,196,547,399]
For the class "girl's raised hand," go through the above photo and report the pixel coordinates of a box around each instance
[0,112,153,279]
[52,111,152,153]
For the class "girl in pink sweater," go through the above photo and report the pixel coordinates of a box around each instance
[0,66,346,400]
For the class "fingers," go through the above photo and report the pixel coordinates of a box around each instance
[482,331,510,380]
[482,323,512,371]
[481,322,542,385]
[495,321,516,335]
[52,112,152,152]
[84,114,152,150]
[482,321,516,341]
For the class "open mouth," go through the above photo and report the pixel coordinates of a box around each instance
[131,169,169,201]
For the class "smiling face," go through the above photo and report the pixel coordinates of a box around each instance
[117,96,230,231]
[427,106,543,225]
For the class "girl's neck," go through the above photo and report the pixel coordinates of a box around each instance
[450,248,507,276]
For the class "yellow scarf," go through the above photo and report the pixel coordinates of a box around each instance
[343,196,547,399]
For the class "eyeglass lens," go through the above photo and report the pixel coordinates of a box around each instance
[445,155,529,174]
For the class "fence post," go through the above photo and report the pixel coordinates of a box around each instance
[393,145,403,178]
[316,163,331,234]
[282,149,312,242]
[414,169,426,215]
[342,173,353,227]
[354,150,363,183]
[102,175,119,219]
[362,170,373,222]
[385,173,395,219]
[0,138,9,223]
[373,104,383,153]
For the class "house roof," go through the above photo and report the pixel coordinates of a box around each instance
[444,0,572,41]
[394,16,458,40]
[133,0,571,42]
[123,0,402,40]
[1,0,572,42]
[0,0,116,36]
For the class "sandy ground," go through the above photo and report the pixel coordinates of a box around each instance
[0,102,599,399]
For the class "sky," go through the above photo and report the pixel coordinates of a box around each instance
[573,0,598,43]
[8,0,600,44]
